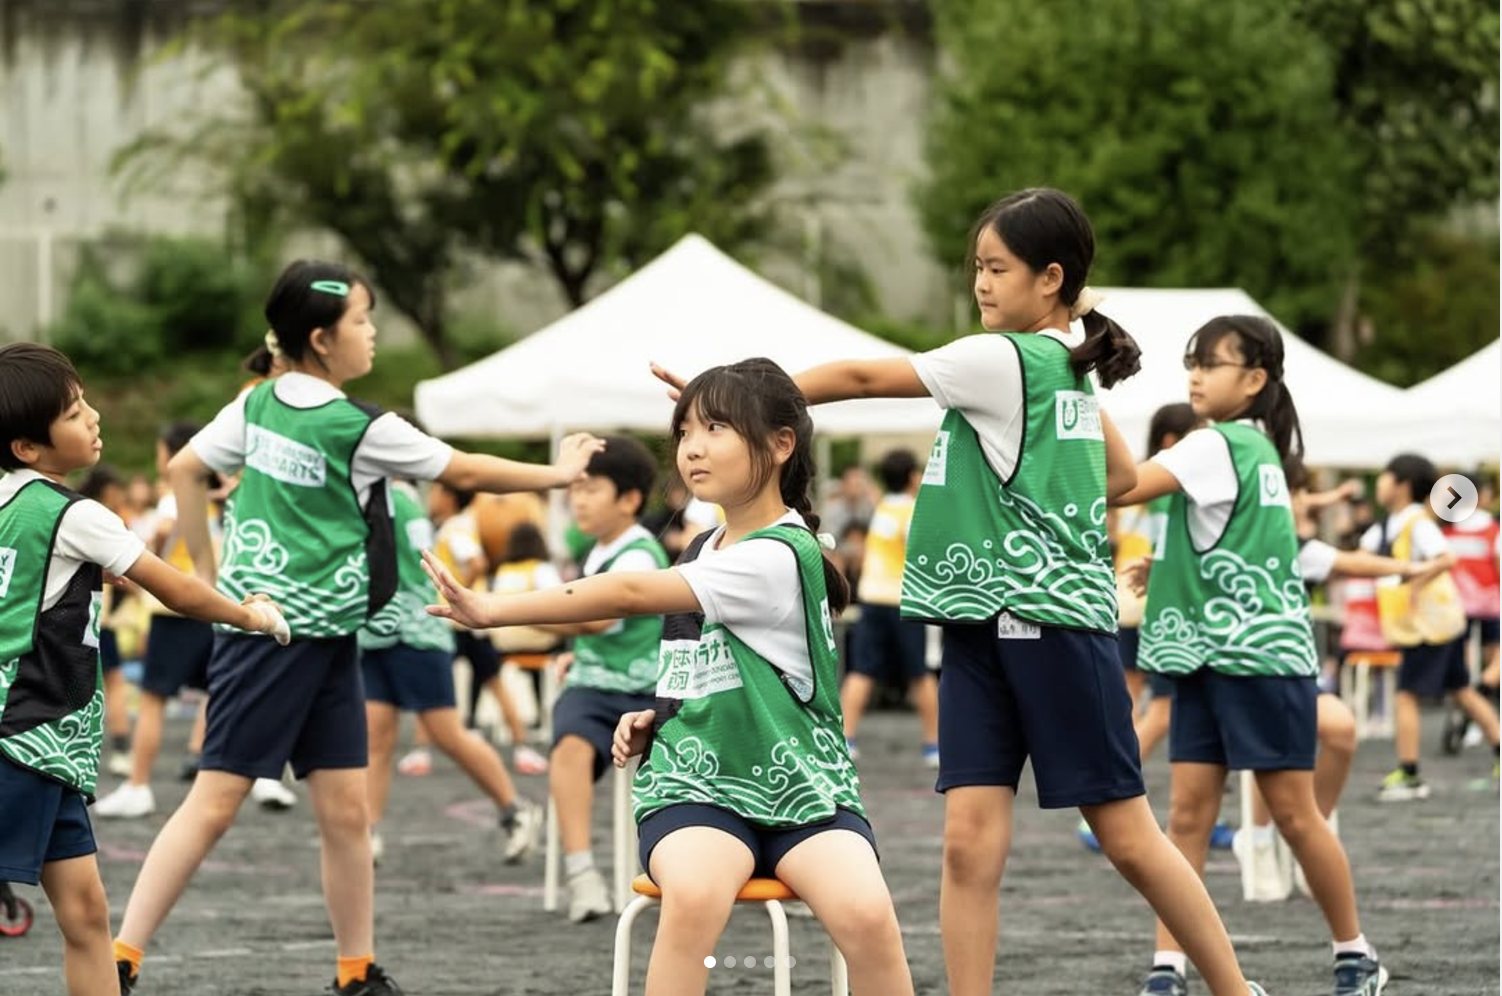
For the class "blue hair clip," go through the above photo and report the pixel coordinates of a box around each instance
[310,280,350,296]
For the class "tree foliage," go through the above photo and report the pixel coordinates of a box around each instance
[919,0,1498,370]
[116,0,780,367]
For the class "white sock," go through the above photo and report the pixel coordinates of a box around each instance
[1250,824,1277,845]
[1333,934,1373,959]
[1153,951,1188,976]
[564,851,595,878]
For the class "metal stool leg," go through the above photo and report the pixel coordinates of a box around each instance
[543,797,561,912]
[613,759,639,913]
[765,899,791,996]
[611,895,657,996]
[829,933,849,995]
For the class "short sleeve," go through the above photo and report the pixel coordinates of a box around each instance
[1410,518,1450,560]
[1152,429,1239,509]
[1359,522,1382,554]
[1297,538,1339,584]
[675,537,801,633]
[909,336,1022,418]
[54,500,146,577]
[188,392,250,475]
[352,412,454,484]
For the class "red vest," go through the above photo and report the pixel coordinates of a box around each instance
[1443,511,1500,619]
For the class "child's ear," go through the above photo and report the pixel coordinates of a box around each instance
[10,437,40,467]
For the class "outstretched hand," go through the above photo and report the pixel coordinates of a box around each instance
[1122,557,1152,598]
[554,433,607,484]
[421,550,495,629]
[649,362,687,402]
[612,709,656,767]
[242,594,291,646]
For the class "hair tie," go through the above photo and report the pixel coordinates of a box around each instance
[817,532,838,551]
[264,329,284,359]
[1069,286,1104,320]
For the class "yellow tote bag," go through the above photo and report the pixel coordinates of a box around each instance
[1375,518,1466,647]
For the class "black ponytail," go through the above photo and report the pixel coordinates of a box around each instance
[1072,309,1142,389]
[1185,315,1305,480]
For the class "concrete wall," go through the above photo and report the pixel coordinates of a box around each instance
[0,0,954,344]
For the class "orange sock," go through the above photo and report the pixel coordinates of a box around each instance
[113,940,143,978]
[337,954,374,987]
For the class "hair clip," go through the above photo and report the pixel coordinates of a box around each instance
[310,280,350,296]
[817,532,838,550]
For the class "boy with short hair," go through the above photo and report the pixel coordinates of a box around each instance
[1361,453,1501,799]
[548,436,668,922]
[0,343,287,996]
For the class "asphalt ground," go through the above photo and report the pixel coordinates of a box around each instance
[2,704,1497,995]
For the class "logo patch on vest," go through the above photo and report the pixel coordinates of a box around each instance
[922,430,950,487]
[657,633,743,699]
[0,547,15,597]
[1258,465,1291,508]
[1054,391,1102,441]
[245,425,327,488]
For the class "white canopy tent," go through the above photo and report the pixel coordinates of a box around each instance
[415,234,939,439]
[1395,340,1501,467]
[1091,288,1449,467]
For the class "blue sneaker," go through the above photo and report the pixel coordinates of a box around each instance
[1076,818,1101,852]
[845,737,859,760]
[1209,820,1237,850]
[1333,953,1388,996]
[1138,966,1187,996]
[921,743,940,768]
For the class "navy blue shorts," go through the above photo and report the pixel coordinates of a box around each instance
[1399,639,1470,697]
[848,604,930,682]
[200,633,366,780]
[1169,670,1317,770]
[935,618,1145,808]
[100,627,121,674]
[455,630,501,685]
[362,645,456,712]
[1118,626,1141,671]
[638,804,876,883]
[141,615,213,697]
[0,760,96,885]
[552,686,655,781]
[1470,617,1500,648]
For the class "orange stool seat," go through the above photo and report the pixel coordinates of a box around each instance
[630,874,800,904]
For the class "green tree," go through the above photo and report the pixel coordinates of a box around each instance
[117,0,780,368]
[917,0,1361,334]
[1295,0,1500,367]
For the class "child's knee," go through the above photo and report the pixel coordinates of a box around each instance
[52,878,111,943]
[1319,707,1358,757]
[657,881,735,928]
[1164,794,1217,840]
[826,898,901,954]
[942,824,1007,883]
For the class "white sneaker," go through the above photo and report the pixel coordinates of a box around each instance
[252,777,296,810]
[502,802,542,864]
[1232,828,1292,902]
[566,866,612,923]
[94,782,156,819]
[513,744,549,776]
[370,829,385,867]
[107,751,134,778]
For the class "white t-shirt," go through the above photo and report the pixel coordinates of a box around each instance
[0,470,145,611]
[1359,504,1449,560]
[581,523,662,636]
[909,327,1082,481]
[1151,424,1246,551]
[188,372,454,508]
[674,509,814,690]
[1297,537,1340,585]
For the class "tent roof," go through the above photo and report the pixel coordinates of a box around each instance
[1395,340,1501,467]
[1090,288,1443,466]
[414,234,939,438]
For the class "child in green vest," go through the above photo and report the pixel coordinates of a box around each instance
[537,436,669,923]
[661,188,1268,996]
[1115,314,1385,996]
[0,343,289,996]
[424,358,914,995]
[359,478,542,868]
[111,260,603,996]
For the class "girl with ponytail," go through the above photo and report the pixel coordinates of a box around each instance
[422,357,914,996]
[1115,314,1386,996]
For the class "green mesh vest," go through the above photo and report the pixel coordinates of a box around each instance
[0,479,105,796]
[568,533,669,694]
[633,525,864,827]
[902,333,1115,632]
[1138,423,1317,677]
[218,381,396,639]
[360,483,455,654]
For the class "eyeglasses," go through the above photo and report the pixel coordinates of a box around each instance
[1182,357,1249,372]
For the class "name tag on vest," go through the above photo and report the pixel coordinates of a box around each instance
[996,612,1041,640]
[657,634,743,699]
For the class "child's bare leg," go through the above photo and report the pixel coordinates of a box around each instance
[422,707,518,806]
[644,828,754,996]
[41,854,117,996]
[364,702,401,825]
[1314,695,1357,817]
[1095,766,1250,996]
[777,829,914,995]
[1258,769,1361,941]
[1135,696,1172,762]
[306,768,376,957]
[940,786,1012,996]
[1453,685,1501,744]
[116,770,253,947]
[550,735,596,854]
